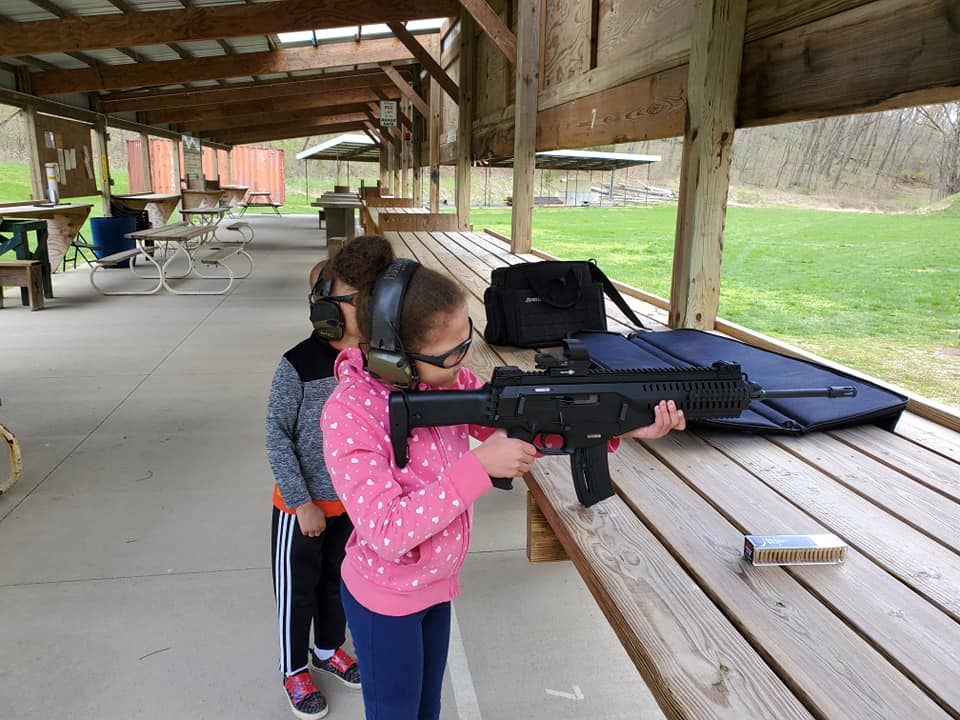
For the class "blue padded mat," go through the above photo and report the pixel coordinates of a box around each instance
[575,330,908,434]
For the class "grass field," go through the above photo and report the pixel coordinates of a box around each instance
[472,205,960,407]
[3,160,957,407]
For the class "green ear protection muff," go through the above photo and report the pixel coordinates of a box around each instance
[366,258,421,389]
[309,276,347,340]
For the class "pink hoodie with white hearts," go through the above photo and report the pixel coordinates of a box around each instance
[320,347,497,616]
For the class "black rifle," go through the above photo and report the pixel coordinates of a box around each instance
[389,339,856,507]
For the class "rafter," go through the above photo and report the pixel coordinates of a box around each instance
[213,120,365,146]
[175,107,370,134]
[148,86,399,124]
[102,70,402,113]
[386,22,458,103]
[0,0,456,57]
[32,38,416,95]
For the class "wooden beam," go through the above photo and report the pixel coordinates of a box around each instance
[214,121,364,146]
[101,70,400,112]
[154,89,398,125]
[0,0,457,57]
[31,38,416,95]
[386,22,459,103]
[179,108,369,134]
[670,0,748,330]
[363,111,402,149]
[208,114,367,142]
[456,11,475,230]
[379,62,430,118]
[458,0,517,66]
[509,0,541,255]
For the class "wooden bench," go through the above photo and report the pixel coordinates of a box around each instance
[363,205,460,235]
[0,260,45,310]
[197,225,254,280]
[381,228,960,720]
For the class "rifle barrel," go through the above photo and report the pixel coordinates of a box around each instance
[754,386,857,400]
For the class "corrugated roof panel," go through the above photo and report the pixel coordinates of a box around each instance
[123,0,197,10]
[224,37,272,54]
[29,53,91,70]
[52,0,122,16]
[173,41,228,58]
[128,45,184,62]
[0,1,56,22]
[82,48,138,65]
[223,77,258,84]
[188,80,223,87]
[249,73,288,81]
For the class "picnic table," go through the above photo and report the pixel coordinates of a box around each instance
[88,221,252,296]
[0,218,52,301]
[381,227,960,720]
[219,185,249,213]
[239,190,282,216]
[0,201,92,272]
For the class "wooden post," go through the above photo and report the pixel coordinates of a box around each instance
[23,106,46,202]
[139,132,153,192]
[172,139,182,193]
[379,139,390,192]
[526,491,569,562]
[428,74,442,213]
[226,148,233,185]
[456,12,475,230]
[670,0,748,329]
[412,87,423,207]
[392,128,401,196]
[510,0,541,254]
[93,117,112,215]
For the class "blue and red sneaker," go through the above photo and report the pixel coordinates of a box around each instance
[311,648,361,689]
[283,670,328,720]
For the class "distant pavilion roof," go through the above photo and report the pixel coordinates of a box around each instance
[296,134,379,162]
[298,137,660,171]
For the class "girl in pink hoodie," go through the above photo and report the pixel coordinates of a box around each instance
[321,263,684,720]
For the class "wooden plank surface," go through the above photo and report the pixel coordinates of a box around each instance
[638,430,960,716]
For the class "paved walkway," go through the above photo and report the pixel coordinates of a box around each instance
[0,215,663,720]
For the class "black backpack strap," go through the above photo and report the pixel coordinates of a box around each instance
[587,261,647,330]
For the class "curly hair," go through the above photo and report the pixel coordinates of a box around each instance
[355,263,465,352]
[319,235,395,292]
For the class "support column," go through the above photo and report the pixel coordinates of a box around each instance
[456,12,476,230]
[226,148,233,185]
[171,139,182,193]
[670,0,747,329]
[93,117,112,215]
[429,74,442,213]
[392,128,401,196]
[139,132,153,192]
[379,139,390,192]
[23,106,45,201]
[510,0,542,254]
[412,89,423,207]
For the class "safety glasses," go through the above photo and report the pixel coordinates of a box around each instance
[407,319,474,369]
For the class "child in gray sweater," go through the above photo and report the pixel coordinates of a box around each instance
[266,236,394,720]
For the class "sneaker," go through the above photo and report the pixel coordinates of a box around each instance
[283,670,329,720]
[311,648,361,689]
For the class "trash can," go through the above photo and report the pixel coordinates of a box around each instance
[90,216,137,268]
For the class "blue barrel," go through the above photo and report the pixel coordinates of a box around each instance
[91,216,137,268]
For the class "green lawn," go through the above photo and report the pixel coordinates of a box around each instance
[471,205,960,406]
[3,157,957,407]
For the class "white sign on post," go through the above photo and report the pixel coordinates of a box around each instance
[380,100,398,128]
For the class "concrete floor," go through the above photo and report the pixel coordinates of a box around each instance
[0,214,664,720]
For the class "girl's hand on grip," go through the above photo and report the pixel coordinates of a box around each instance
[472,429,537,479]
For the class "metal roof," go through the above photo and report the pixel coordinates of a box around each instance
[297,134,380,163]
[488,149,662,172]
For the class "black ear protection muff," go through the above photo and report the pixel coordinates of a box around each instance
[366,258,421,389]
[309,275,347,340]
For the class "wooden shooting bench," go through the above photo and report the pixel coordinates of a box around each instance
[361,199,460,235]
[382,228,960,720]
